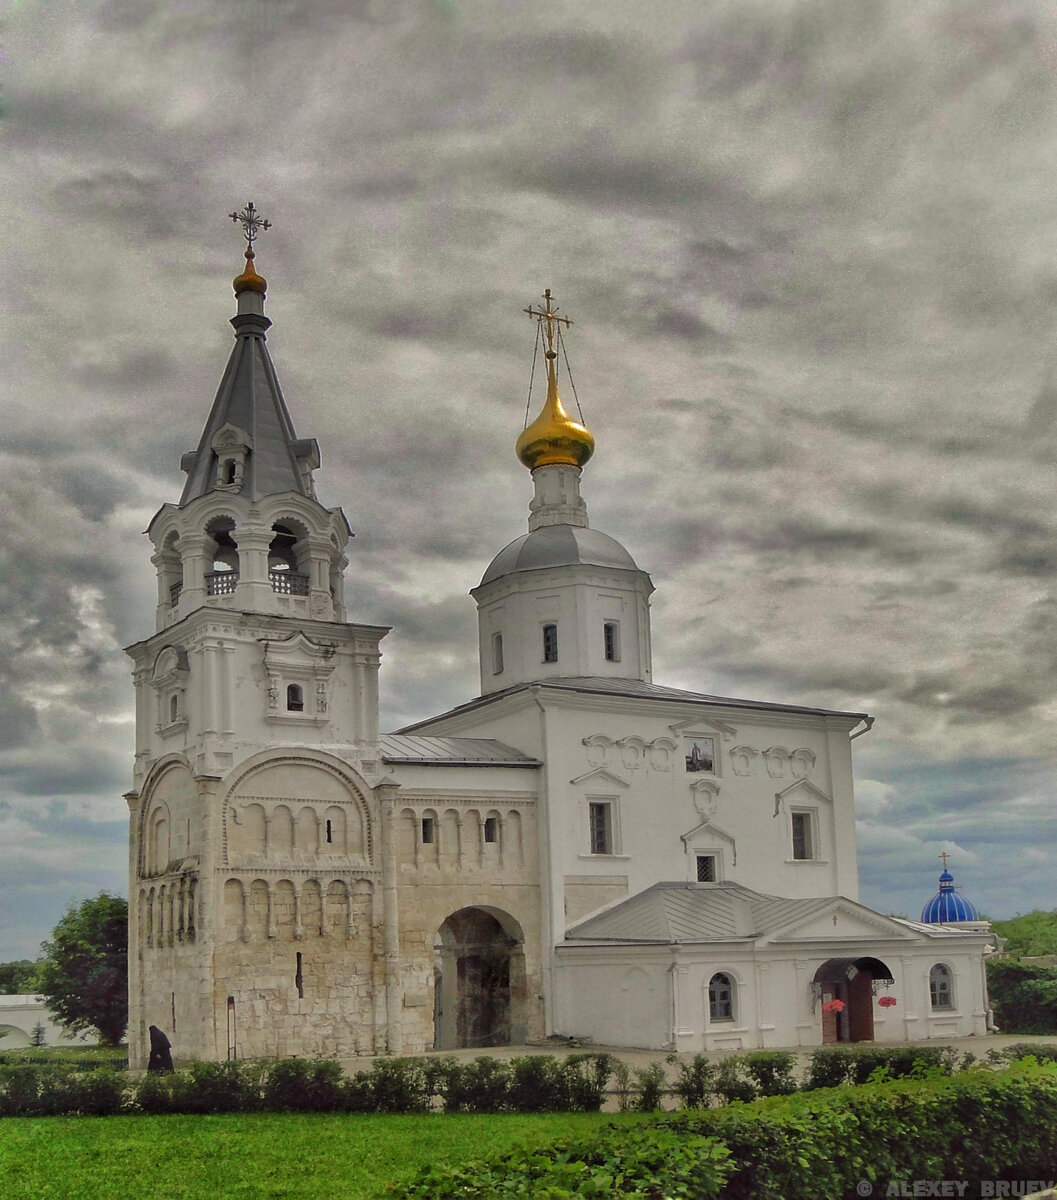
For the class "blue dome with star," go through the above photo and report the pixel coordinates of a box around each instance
[921,865,980,923]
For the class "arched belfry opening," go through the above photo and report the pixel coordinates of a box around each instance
[268,520,309,595]
[205,516,239,595]
[813,956,894,1044]
[433,907,526,1050]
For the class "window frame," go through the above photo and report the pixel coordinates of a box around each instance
[542,623,558,663]
[708,971,735,1023]
[588,799,615,856]
[790,809,816,861]
[929,963,955,1010]
[603,621,620,662]
[492,632,504,675]
[696,854,718,883]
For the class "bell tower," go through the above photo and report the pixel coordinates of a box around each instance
[125,207,390,1067]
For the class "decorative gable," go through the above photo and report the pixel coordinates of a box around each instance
[760,900,924,946]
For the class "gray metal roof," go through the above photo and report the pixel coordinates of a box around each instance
[479,525,641,586]
[380,733,541,767]
[179,311,317,506]
[564,882,845,943]
[397,677,869,733]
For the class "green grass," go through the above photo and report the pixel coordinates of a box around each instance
[0,1111,633,1200]
[0,1044,128,1063]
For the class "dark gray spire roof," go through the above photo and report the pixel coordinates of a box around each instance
[178,311,320,506]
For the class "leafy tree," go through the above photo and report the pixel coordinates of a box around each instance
[986,957,1057,1034]
[992,909,1057,958]
[0,960,39,994]
[36,893,128,1047]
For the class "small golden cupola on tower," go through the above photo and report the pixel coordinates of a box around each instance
[230,201,271,296]
[516,289,595,471]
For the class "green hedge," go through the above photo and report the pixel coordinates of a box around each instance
[392,1060,1057,1199]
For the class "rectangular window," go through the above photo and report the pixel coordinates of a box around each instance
[588,801,613,855]
[542,623,558,663]
[791,811,814,860]
[421,816,435,844]
[603,621,620,662]
[484,816,499,843]
[696,855,717,882]
[492,632,504,675]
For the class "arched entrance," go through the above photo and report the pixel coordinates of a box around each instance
[813,956,894,1043]
[433,907,526,1050]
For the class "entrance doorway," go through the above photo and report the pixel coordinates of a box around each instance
[433,907,526,1050]
[813,956,894,1043]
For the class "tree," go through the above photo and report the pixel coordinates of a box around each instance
[37,893,128,1047]
[29,1022,47,1048]
[992,909,1057,958]
[0,960,39,994]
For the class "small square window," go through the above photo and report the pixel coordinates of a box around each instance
[696,855,717,882]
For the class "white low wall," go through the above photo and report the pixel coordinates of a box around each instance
[0,995,96,1049]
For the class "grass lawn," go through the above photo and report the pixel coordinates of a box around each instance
[0,1110,634,1200]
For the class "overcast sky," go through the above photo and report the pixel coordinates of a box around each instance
[2,0,1055,962]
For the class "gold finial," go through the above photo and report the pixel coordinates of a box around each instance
[230,201,271,296]
[516,289,595,471]
[939,851,951,871]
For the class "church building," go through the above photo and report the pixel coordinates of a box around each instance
[125,212,991,1067]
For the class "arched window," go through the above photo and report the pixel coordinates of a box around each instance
[223,459,237,485]
[708,972,734,1022]
[205,517,239,595]
[286,684,304,713]
[929,963,954,1010]
[542,623,558,663]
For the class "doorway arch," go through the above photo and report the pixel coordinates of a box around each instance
[813,956,894,1043]
[433,907,526,1050]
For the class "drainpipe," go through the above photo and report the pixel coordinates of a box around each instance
[668,951,680,1051]
[531,687,556,1035]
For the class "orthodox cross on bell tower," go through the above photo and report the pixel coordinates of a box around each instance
[939,851,951,870]
[229,201,272,249]
[525,288,572,361]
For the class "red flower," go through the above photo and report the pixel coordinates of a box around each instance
[878,995,897,1008]
[821,999,845,1013]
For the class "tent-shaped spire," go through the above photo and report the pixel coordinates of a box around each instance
[178,204,320,506]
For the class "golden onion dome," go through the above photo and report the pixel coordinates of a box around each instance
[233,248,267,296]
[516,358,595,470]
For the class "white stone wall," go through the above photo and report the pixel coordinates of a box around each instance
[0,996,95,1050]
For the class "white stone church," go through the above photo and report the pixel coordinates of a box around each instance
[125,223,991,1068]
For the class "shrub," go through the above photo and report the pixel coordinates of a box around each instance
[711,1055,756,1104]
[610,1057,634,1111]
[668,1053,714,1109]
[742,1050,797,1096]
[64,1069,126,1116]
[346,1057,431,1113]
[632,1061,667,1111]
[437,1056,510,1113]
[804,1046,853,1089]
[262,1057,344,1112]
[505,1053,611,1113]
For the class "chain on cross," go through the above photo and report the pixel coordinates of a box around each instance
[229,202,272,249]
[524,288,572,359]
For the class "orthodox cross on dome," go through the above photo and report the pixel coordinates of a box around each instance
[939,851,951,870]
[525,288,572,360]
[229,201,272,249]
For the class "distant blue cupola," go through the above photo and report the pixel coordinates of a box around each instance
[921,861,980,924]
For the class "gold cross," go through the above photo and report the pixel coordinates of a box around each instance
[229,201,272,249]
[524,288,572,359]
[939,851,951,870]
